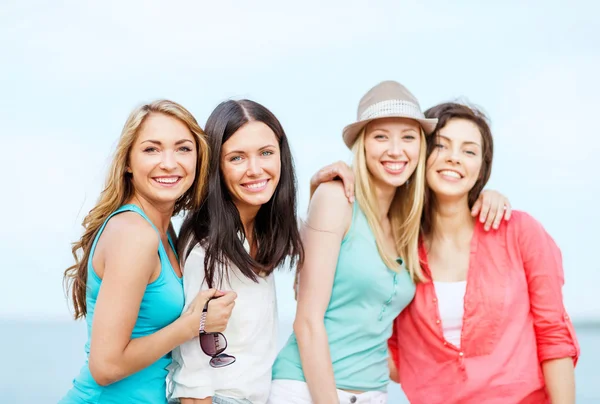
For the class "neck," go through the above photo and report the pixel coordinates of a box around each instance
[373,181,396,222]
[127,194,174,234]
[236,203,259,244]
[429,195,474,243]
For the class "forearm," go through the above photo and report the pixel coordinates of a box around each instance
[388,356,399,383]
[542,357,575,404]
[99,316,192,384]
[296,320,339,404]
[180,398,211,404]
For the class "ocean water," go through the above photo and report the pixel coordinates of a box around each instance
[2,320,598,403]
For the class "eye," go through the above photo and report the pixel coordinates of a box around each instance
[465,150,477,156]
[261,150,274,156]
[434,143,445,149]
[373,133,387,140]
[403,135,416,141]
[229,155,242,162]
[143,147,158,153]
[178,146,193,152]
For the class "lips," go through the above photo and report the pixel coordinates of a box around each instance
[382,161,407,174]
[240,179,269,192]
[152,176,182,187]
[437,169,464,180]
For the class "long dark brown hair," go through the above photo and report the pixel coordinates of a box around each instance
[63,100,209,319]
[421,102,494,235]
[178,99,304,287]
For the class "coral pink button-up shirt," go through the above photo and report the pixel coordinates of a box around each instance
[388,211,579,404]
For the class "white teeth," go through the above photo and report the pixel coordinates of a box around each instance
[383,162,405,171]
[155,177,179,184]
[245,181,267,189]
[439,170,461,179]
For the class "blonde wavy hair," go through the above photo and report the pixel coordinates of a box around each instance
[63,100,210,319]
[352,126,427,282]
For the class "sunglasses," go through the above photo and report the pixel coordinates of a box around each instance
[199,299,236,368]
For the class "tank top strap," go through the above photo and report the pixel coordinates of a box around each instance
[88,204,171,268]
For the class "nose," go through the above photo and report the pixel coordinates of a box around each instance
[446,147,461,164]
[246,156,264,177]
[387,137,404,158]
[159,150,178,170]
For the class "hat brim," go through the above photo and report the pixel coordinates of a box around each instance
[342,116,438,149]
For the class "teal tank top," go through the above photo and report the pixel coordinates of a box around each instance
[272,202,416,391]
[60,204,184,404]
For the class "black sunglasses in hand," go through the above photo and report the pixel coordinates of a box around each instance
[199,297,236,368]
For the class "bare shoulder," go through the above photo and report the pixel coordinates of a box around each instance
[100,211,159,253]
[307,180,353,233]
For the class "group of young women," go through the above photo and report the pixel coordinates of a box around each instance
[60,80,579,404]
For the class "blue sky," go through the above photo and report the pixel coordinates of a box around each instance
[0,0,598,321]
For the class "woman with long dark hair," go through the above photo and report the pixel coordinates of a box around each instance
[168,100,304,404]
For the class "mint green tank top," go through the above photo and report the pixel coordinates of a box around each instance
[60,204,184,404]
[272,202,416,391]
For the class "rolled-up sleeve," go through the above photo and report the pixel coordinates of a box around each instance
[169,246,215,399]
[517,212,580,365]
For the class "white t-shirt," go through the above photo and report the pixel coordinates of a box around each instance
[433,280,467,348]
[168,242,278,404]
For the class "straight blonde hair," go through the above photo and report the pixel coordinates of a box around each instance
[63,100,210,319]
[351,127,426,282]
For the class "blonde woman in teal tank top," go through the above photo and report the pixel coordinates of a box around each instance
[60,100,236,404]
[270,81,437,403]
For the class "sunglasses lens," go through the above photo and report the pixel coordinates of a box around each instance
[209,353,236,368]
[199,333,227,356]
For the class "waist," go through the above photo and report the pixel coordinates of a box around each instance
[273,334,389,391]
[66,358,171,403]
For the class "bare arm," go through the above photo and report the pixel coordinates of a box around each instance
[88,215,228,386]
[295,182,352,404]
[542,358,575,404]
[180,399,211,404]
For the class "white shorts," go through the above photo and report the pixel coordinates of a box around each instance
[268,380,387,404]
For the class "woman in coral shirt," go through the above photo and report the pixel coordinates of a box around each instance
[386,102,579,403]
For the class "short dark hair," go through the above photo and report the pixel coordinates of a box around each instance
[178,99,304,287]
[421,102,494,235]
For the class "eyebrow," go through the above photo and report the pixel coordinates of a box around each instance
[223,144,278,156]
[370,127,418,134]
[141,139,194,146]
[438,135,481,148]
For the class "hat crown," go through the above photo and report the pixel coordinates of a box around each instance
[357,80,422,120]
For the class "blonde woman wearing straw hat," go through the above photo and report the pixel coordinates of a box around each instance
[269,81,509,404]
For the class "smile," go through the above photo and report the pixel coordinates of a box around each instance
[153,176,182,187]
[382,161,407,174]
[438,170,464,180]
[241,179,269,192]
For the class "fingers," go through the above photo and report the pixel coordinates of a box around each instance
[491,198,505,230]
[311,162,355,203]
[504,199,512,221]
[478,198,491,225]
[471,197,482,217]
[198,288,218,302]
[215,290,237,305]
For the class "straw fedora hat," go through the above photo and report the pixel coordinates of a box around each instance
[342,80,438,148]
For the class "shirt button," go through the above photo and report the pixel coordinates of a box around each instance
[350,396,357,403]
[436,319,440,324]
[459,352,464,356]
[443,341,447,346]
